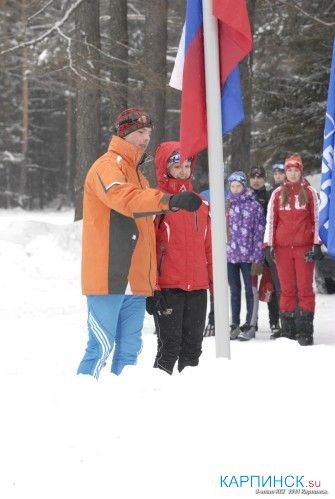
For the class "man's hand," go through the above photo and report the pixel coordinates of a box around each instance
[169,192,202,212]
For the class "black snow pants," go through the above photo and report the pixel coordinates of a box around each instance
[153,288,207,374]
[265,249,281,327]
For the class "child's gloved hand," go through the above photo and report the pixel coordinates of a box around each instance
[203,323,215,337]
[146,291,172,316]
[304,244,324,262]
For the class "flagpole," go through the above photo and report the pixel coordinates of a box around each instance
[202,0,230,358]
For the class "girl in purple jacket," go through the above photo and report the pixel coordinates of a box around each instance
[226,171,265,340]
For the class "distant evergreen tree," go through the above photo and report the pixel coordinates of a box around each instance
[252,0,334,175]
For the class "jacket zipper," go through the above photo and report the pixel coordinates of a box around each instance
[195,212,199,232]
[158,247,165,275]
[136,165,153,293]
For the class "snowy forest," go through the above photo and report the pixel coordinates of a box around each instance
[0,0,334,216]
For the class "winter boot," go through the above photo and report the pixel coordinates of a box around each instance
[279,311,297,340]
[240,322,258,332]
[230,324,241,340]
[178,358,199,372]
[238,324,256,341]
[295,308,314,346]
[270,321,281,340]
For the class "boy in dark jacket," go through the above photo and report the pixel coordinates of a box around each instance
[249,165,281,336]
[146,142,212,374]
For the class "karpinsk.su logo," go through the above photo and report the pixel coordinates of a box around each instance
[219,475,329,494]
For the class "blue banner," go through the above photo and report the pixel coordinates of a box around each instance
[319,40,335,258]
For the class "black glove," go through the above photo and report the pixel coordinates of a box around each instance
[146,291,173,316]
[203,323,215,337]
[169,192,202,212]
[304,244,324,262]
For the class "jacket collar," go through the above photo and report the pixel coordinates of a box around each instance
[227,188,254,203]
[108,135,144,168]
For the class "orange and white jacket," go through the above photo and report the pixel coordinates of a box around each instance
[81,136,170,296]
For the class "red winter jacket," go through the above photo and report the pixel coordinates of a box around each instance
[154,142,213,292]
[264,179,320,248]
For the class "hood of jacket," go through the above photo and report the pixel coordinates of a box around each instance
[154,141,196,194]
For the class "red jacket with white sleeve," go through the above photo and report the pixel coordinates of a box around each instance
[264,179,320,248]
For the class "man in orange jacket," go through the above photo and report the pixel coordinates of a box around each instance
[77,108,202,378]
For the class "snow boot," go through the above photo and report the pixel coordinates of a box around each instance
[279,311,297,340]
[240,322,258,332]
[295,308,314,346]
[270,321,281,340]
[230,324,241,340]
[178,358,199,372]
[238,324,256,341]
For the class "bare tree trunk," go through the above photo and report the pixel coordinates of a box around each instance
[0,0,10,152]
[1,0,12,208]
[143,0,168,150]
[231,0,256,173]
[109,0,128,123]
[19,0,29,206]
[73,0,101,221]
[65,88,73,204]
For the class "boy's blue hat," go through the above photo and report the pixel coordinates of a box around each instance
[272,162,285,172]
[228,171,247,187]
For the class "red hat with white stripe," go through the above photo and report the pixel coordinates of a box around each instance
[284,154,304,173]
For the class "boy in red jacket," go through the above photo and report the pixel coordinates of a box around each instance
[146,142,212,374]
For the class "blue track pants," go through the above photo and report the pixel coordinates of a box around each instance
[77,294,145,378]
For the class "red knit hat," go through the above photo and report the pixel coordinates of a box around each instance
[114,108,153,138]
[284,154,304,172]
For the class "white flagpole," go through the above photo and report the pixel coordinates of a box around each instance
[202,0,230,358]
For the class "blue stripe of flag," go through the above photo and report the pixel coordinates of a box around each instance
[184,0,203,51]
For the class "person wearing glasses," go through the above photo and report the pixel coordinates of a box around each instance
[77,109,202,379]
[226,171,265,341]
[264,154,323,346]
[146,141,212,374]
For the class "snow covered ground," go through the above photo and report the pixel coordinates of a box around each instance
[0,208,334,499]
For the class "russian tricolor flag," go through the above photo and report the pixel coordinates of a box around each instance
[170,0,253,160]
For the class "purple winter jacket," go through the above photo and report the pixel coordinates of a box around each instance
[226,189,265,264]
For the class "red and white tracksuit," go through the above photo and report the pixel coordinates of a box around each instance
[264,180,320,313]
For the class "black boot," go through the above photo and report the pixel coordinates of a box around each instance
[295,308,314,346]
[279,311,297,340]
[270,321,281,340]
[177,358,199,372]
